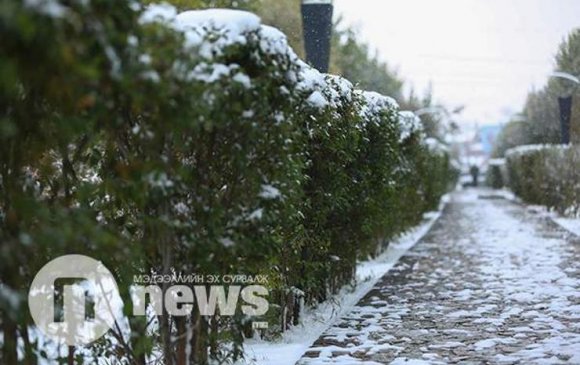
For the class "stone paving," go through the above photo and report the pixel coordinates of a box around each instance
[297,189,580,365]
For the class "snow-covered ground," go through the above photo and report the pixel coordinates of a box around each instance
[552,218,580,237]
[480,188,580,238]
[294,189,580,364]
[239,197,449,365]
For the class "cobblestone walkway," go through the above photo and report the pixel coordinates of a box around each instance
[297,189,580,365]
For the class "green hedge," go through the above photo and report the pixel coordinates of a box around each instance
[485,159,506,189]
[0,2,455,364]
[506,144,580,215]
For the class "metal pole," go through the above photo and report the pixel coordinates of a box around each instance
[558,96,572,144]
[301,0,333,73]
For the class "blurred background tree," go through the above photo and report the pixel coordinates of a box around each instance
[553,29,580,142]
[492,28,580,157]
[492,119,533,157]
[331,27,404,100]
[257,0,305,58]
[521,88,560,143]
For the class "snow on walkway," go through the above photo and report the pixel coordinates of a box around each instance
[297,189,580,365]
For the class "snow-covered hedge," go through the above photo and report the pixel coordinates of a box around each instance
[0,1,454,363]
[506,144,580,215]
[486,158,506,189]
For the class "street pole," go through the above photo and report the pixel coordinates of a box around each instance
[301,0,333,73]
[558,96,572,144]
[550,72,579,145]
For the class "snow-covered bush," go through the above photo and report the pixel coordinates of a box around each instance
[0,1,455,363]
[486,158,506,189]
[506,144,580,215]
[421,138,454,210]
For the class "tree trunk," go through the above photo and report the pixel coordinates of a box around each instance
[21,326,37,365]
[2,316,17,365]
[67,346,75,365]
[176,316,187,365]
[128,316,148,365]
[161,312,173,365]
[194,314,208,365]
[209,315,218,359]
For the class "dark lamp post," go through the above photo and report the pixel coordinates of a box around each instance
[550,72,579,145]
[301,0,334,73]
[559,96,572,144]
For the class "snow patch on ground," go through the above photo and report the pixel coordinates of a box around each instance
[390,357,432,365]
[552,217,580,237]
[481,187,580,238]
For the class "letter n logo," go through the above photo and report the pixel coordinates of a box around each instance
[28,255,123,346]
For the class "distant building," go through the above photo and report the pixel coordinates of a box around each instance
[456,124,503,173]
[477,125,503,155]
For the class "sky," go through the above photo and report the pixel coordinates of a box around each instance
[333,0,580,127]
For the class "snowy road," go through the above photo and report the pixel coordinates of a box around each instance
[297,189,580,364]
